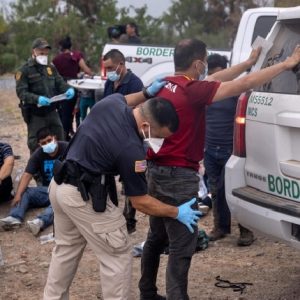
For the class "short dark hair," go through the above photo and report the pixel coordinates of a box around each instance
[127,22,139,36]
[143,97,179,133]
[59,36,72,50]
[103,49,125,64]
[36,127,53,141]
[207,54,228,71]
[174,39,207,71]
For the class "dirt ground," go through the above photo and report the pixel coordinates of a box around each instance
[1,80,300,300]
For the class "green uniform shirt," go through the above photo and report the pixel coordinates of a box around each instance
[15,58,69,114]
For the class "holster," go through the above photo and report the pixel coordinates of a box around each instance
[19,103,31,124]
[88,175,107,212]
[53,159,66,185]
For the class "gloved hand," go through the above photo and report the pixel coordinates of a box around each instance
[176,198,202,233]
[38,96,50,106]
[65,87,75,100]
[146,77,167,97]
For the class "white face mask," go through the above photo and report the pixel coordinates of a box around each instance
[142,126,164,154]
[35,53,48,65]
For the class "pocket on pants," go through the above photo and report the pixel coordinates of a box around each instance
[92,218,130,253]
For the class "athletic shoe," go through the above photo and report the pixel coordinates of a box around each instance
[26,218,44,236]
[0,216,21,230]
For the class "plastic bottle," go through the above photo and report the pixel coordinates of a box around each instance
[39,232,55,245]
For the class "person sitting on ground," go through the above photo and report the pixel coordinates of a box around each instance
[0,127,68,236]
[0,142,14,203]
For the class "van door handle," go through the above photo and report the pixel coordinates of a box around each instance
[280,160,300,179]
[276,112,300,128]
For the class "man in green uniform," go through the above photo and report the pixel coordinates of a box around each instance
[15,37,75,153]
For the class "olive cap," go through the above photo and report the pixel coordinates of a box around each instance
[32,38,51,49]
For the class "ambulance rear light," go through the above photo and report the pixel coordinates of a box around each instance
[233,92,250,157]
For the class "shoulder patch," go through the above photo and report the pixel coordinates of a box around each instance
[135,160,147,173]
[15,71,22,81]
[47,67,53,76]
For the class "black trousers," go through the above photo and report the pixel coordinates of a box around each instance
[0,176,13,203]
[58,97,76,140]
[139,164,199,300]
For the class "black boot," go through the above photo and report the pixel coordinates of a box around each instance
[237,224,254,246]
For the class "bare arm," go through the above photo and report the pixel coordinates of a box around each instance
[213,45,300,102]
[11,172,32,206]
[125,91,147,107]
[0,156,14,183]
[207,48,261,82]
[78,58,93,76]
[129,194,178,218]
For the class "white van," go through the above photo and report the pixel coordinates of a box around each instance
[225,6,300,249]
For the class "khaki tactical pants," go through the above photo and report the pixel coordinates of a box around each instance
[43,180,132,300]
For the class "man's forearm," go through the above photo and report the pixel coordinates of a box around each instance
[129,194,178,218]
[208,59,253,82]
[14,173,32,198]
[0,157,14,182]
[125,91,146,107]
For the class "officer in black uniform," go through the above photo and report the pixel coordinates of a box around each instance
[44,93,202,300]
[15,37,75,153]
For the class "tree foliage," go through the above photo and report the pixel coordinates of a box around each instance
[0,0,296,74]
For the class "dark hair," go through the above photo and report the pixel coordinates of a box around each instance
[103,49,125,64]
[143,97,179,133]
[207,54,228,70]
[36,127,53,141]
[107,25,126,39]
[127,22,139,36]
[174,39,207,71]
[59,36,72,50]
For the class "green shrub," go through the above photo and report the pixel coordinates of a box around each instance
[0,53,17,74]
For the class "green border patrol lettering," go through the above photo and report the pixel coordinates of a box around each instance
[136,47,174,57]
[268,174,300,200]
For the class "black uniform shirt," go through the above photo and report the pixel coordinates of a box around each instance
[67,93,147,196]
[26,141,68,186]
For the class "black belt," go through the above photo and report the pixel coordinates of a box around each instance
[64,176,79,188]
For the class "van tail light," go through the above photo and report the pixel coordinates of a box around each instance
[100,56,107,80]
[233,92,250,157]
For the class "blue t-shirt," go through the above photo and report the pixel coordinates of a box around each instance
[103,69,143,98]
[67,93,147,197]
[205,96,238,148]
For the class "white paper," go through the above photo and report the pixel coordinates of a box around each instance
[251,36,273,72]
[50,93,67,103]
[37,93,67,107]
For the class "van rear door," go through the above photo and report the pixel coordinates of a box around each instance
[245,18,300,203]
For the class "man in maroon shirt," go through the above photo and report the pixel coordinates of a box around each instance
[139,38,300,300]
[53,36,93,140]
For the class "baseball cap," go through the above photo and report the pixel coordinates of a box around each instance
[32,38,51,50]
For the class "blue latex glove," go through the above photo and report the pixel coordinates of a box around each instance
[38,96,50,106]
[146,77,167,96]
[65,87,75,100]
[176,198,202,233]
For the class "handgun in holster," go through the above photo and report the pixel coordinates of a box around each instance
[88,174,107,212]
